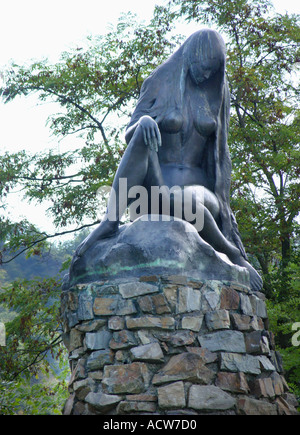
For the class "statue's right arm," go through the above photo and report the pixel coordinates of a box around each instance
[125,116,162,152]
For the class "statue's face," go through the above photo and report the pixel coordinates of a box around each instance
[189,56,221,85]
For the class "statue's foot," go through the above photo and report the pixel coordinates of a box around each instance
[232,254,263,291]
[76,220,119,257]
[245,261,263,291]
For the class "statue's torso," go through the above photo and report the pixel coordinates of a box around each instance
[157,113,217,190]
[155,78,218,191]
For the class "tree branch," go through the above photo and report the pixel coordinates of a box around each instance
[14,173,82,183]
[30,85,110,147]
[9,335,63,382]
[1,221,99,265]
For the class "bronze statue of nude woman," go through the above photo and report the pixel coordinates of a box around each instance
[77,29,263,291]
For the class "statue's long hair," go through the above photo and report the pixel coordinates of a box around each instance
[128,29,226,126]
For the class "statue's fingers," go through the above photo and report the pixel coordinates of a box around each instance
[146,128,152,149]
[143,129,148,147]
[155,126,162,148]
[146,128,155,151]
[150,127,159,152]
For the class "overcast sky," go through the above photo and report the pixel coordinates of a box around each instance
[0,0,299,235]
[0,0,298,68]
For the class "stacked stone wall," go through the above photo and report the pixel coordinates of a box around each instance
[61,276,299,415]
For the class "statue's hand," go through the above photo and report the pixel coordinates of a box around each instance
[138,115,162,152]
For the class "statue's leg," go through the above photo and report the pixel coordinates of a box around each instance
[196,202,263,291]
[77,125,163,255]
[179,188,262,291]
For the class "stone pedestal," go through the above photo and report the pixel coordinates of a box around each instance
[61,275,298,415]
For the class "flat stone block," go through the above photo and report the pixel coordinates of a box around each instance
[161,330,195,347]
[271,372,285,396]
[77,294,94,321]
[158,382,186,409]
[177,287,201,313]
[220,287,240,310]
[130,342,164,363]
[108,316,125,331]
[109,330,138,350]
[85,331,112,350]
[237,396,278,415]
[125,394,157,402]
[220,353,261,375]
[163,287,177,312]
[93,297,118,316]
[201,283,222,311]
[86,349,114,371]
[116,299,137,316]
[119,282,159,299]
[240,294,253,316]
[69,329,84,352]
[102,362,149,395]
[186,347,218,363]
[198,330,246,353]
[231,313,252,331]
[152,352,214,385]
[188,385,236,411]
[137,294,171,314]
[117,401,157,414]
[126,316,175,330]
[245,331,270,355]
[257,355,276,372]
[250,377,275,399]
[164,275,188,285]
[67,292,78,311]
[86,392,122,413]
[137,330,157,345]
[73,378,94,401]
[216,372,250,394]
[137,296,154,313]
[182,315,204,332]
[205,309,230,330]
[76,319,107,332]
[151,294,172,314]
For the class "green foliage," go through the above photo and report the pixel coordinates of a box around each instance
[0,277,62,377]
[0,376,68,415]
[267,259,300,396]
[0,275,69,414]
[0,231,89,414]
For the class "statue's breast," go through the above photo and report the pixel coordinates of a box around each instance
[194,115,217,137]
[160,110,184,134]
